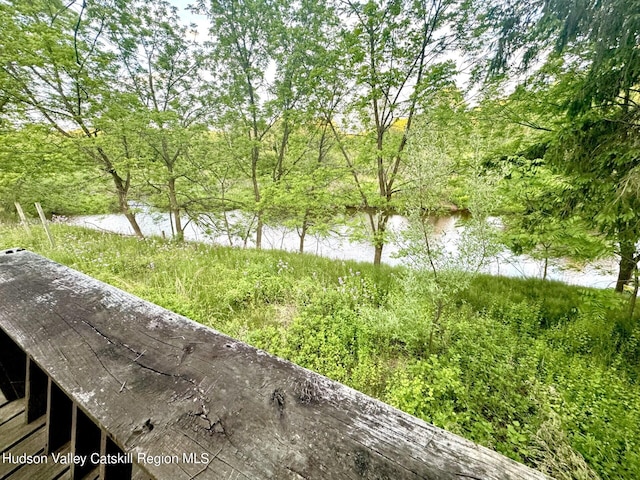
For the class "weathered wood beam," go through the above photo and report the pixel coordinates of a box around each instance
[0,249,548,479]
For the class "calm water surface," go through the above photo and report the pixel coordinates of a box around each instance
[68,210,619,289]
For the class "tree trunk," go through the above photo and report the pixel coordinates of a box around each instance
[299,215,309,254]
[116,184,143,239]
[251,141,262,249]
[616,239,637,293]
[372,211,389,266]
[98,148,143,239]
[256,214,263,250]
[629,266,638,320]
[373,244,384,266]
[168,177,183,241]
[123,210,143,238]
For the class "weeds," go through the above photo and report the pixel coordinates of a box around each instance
[1,224,638,479]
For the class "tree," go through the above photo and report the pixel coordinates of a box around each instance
[498,156,609,280]
[547,109,640,292]
[203,0,345,250]
[106,0,212,241]
[470,82,610,282]
[476,0,640,291]
[0,0,145,236]
[398,108,500,355]
[202,0,280,249]
[183,130,255,247]
[330,0,470,265]
[260,121,347,253]
[257,0,349,253]
[478,0,639,112]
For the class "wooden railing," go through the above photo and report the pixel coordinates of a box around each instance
[0,249,548,479]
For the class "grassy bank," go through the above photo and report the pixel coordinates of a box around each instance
[2,224,639,479]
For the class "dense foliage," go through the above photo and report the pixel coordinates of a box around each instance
[476,0,640,291]
[0,0,637,278]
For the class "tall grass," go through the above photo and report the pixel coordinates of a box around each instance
[2,224,639,479]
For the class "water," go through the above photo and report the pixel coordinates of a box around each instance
[67,208,619,289]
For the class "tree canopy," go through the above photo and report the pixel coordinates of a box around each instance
[0,0,637,283]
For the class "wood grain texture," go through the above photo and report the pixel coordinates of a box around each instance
[7,443,71,480]
[0,250,549,480]
[0,414,45,453]
[0,400,23,427]
[0,420,45,479]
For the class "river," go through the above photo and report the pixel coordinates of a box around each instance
[67,209,619,289]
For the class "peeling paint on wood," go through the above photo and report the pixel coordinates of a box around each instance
[0,250,549,480]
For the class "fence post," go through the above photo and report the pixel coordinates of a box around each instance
[14,202,31,234]
[34,203,55,248]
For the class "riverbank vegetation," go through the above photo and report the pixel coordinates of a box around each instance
[1,0,638,287]
[1,224,639,478]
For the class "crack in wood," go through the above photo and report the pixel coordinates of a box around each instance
[271,388,286,420]
[80,320,115,346]
[133,361,180,378]
[80,319,148,362]
[200,415,225,435]
[285,465,310,479]
[49,311,123,388]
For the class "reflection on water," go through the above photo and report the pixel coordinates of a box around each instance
[67,208,619,290]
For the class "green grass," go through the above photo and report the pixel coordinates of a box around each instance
[2,224,639,479]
